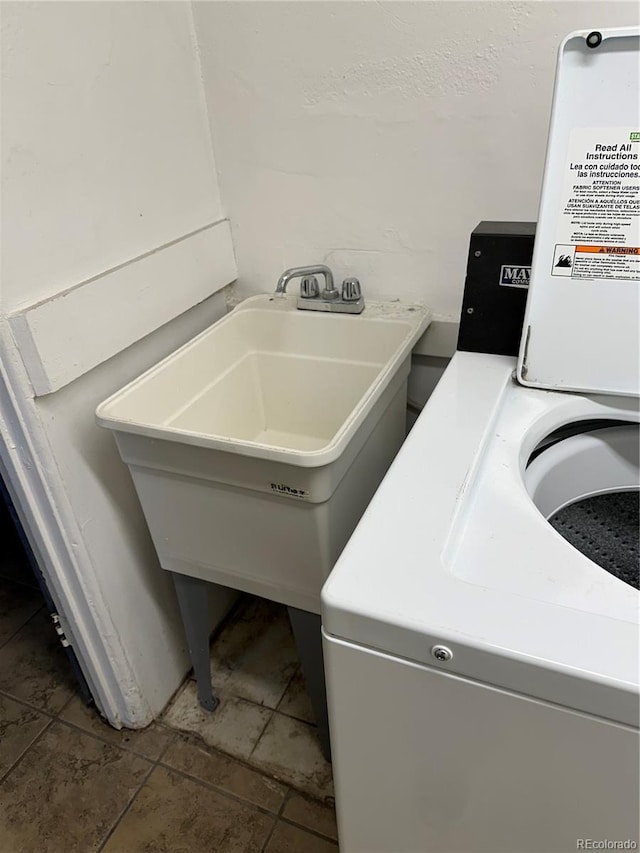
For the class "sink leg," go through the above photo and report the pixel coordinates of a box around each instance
[287,606,331,762]
[172,573,219,712]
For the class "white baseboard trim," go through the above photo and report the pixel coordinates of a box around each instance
[9,219,237,396]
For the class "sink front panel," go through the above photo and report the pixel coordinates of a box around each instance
[123,380,408,613]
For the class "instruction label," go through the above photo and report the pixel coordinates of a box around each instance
[553,127,640,281]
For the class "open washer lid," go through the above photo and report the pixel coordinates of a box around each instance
[517,28,640,397]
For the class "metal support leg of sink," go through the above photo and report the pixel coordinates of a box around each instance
[287,606,331,762]
[172,572,219,712]
[171,572,330,758]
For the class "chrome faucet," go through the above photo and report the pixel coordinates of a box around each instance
[275,264,364,314]
[275,265,337,298]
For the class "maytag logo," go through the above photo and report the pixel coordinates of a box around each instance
[500,265,531,288]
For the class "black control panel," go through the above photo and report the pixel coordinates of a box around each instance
[457,221,535,356]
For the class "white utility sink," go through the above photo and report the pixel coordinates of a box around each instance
[98,294,429,464]
[97,294,430,612]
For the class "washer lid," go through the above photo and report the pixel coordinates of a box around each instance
[517,28,640,397]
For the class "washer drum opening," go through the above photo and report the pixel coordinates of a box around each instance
[524,423,639,589]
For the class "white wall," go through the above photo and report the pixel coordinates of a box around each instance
[2,1,222,310]
[193,0,638,318]
[1,1,236,725]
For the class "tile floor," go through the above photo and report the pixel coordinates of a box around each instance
[163,596,334,803]
[0,581,338,852]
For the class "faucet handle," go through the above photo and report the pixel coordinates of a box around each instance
[342,277,362,302]
[300,276,319,298]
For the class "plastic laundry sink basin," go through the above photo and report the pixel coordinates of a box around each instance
[97,294,430,466]
[96,293,430,611]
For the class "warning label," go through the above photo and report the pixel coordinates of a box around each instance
[554,127,640,281]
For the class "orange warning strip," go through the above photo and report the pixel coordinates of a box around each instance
[576,245,640,255]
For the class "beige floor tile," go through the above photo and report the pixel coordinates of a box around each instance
[104,765,274,853]
[0,583,42,649]
[282,791,338,841]
[0,608,76,713]
[0,694,49,777]
[251,712,334,801]
[210,596,299,709]
[277,667,315,724]
[0,720,150,852]
[265,820,338,852]
[60,694,174,760]
[162,733,287,812]
[164,680,272,760]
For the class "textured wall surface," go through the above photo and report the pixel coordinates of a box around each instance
[1,1,222,310]
[1,1,233,724]
[193,0,638,316]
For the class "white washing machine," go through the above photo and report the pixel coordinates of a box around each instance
[321,27,640,853]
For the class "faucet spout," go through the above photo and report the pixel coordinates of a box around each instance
[275,265,335,295]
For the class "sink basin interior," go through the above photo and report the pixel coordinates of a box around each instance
[99,305,414,453]
[167,351,381,451]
